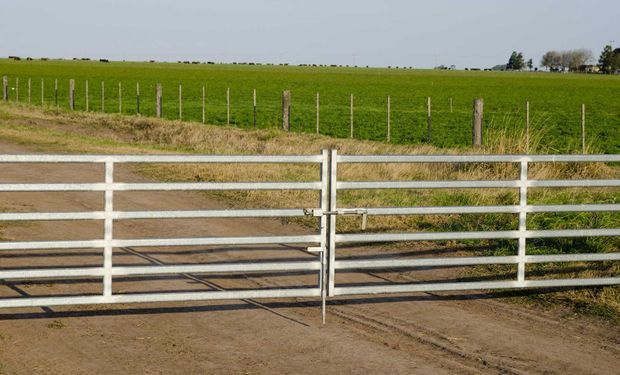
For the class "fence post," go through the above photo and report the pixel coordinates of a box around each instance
[201,85,205,124]
[472,98,484,147]
[449,97,453,113]
[156,83,162,118]
[2,76,7,101]
[282,90,291,131]
[136,82,140,115]
[118,82,122,113]
[350,93,354,138]
[427,97,432,143]
[253,88,257,128]
[525,101,530,153]
[226,87,230,125]
[581,104,586,154]
[28,78,31,104]
[69,79,75,110]
[85,80,89,111]
[15,77,19,102]
[178,83,182,120]
[41,79,44,105]
[101,81,104,112]
[103,161,114,297]
[517,160,528,284]
[316,92,320,134]
[387,95,391,142]
[54,79,58,108]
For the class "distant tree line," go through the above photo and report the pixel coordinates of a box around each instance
[540,49,593,72]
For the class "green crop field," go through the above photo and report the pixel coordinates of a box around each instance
[1,58,619,153]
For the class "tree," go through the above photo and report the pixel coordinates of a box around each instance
[527,59,533,70]
[507,51,525,70]
[541,51,562,71]
[599,45,614,73]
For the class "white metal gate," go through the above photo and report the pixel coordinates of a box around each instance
[0,151,619,322]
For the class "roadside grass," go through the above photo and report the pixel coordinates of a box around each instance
[0,103,618,322]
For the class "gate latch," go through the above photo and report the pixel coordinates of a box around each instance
[303,208,369,230]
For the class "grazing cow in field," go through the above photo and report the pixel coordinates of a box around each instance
[99,59,110,63]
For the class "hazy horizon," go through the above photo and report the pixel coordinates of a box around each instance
[1,0,618,69]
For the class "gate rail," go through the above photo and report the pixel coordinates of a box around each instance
[0,151,619,322]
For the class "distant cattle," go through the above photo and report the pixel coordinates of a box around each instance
[99,59,110,63]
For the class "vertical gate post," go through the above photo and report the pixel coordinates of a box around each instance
[320,149,330,324]
[103,161,114,297]
[327,149,338,297]
[517,160,528,284]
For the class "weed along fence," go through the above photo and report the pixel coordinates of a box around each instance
[1,75,597,152]
[0,152,618,323]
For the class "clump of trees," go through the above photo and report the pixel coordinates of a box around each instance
[506,51,525,70]
[598,45,620,74]
[541,49,593,72]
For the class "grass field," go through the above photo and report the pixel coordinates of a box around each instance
[1,59,619,153]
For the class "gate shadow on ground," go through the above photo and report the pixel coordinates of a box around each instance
[0,286,598,321]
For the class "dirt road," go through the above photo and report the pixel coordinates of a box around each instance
[0,141,618,375]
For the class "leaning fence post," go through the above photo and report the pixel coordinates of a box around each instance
[427,97,432,143]
[581,104,586,154]
[282,90,291,131]
[350,93,354,138]
[156,83,162,118]
[316,92,320,134]
[85,80,89,111]
[472,98,484,147]
[69,79,75,110]
[2,76,7,101]
[387,95,391,142]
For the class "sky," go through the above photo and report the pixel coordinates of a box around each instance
[1,0,618,69]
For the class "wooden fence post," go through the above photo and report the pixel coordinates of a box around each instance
[226,87,230,125]
[387,95,391,142]
[118,82,122,113]
[85,80,89,111]
[178,83,182,120]
[253,88,257,127]
[41,78,44,105]
[427,97,432,143]
[316,92,320,134]
[581,104,586,154]
[525,101,530,153]
[472,98,484,147]
[54,79,58,108]
[28,78,31,104]
[201,85,205,124]
[449,97,453,113]
[101,81,104,112]
[2,76,7,101]
[350,93,354,138]
[282,90,291,131]
[156,83,162,118]
[69,79,75,110]
[15,77,18,102]
[136,82,140,115]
